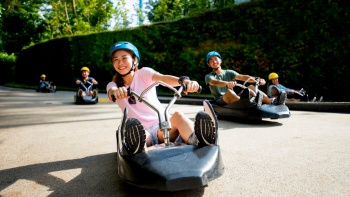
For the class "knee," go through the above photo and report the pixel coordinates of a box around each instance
[247,85,255,90]
[171,111,188,124]
[224,90,239,103]
[172,111,186,119]
[271,87,279,97]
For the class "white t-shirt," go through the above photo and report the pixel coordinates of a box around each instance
[106,67,164,129]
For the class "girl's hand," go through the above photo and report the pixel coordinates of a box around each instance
[183,80,200,94]
[110,87,128,100]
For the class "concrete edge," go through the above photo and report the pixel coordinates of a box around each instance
[158,96,350,113]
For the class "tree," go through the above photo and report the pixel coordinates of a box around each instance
[146,0,236,23]
[42,0,122,36]
[153,0,184,21]
[0,0,47,54]
[0,3,4,52]
[213,0,235,9]
[109,0,130,29]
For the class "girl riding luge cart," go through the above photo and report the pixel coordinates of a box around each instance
[106,41,224,191]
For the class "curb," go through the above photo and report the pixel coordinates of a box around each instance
[158,96,350,113]
[285,102,350,113]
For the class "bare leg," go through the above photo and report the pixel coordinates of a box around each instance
[145,131,152,147]
[223,90,240,104]
[78,89,85,96]
[157,111,193,143]
[262,94,272,104]
[247,86,272,104]
[247,85,258,97]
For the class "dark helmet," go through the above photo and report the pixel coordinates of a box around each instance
[110,41,140,62]
[206,51,221,64]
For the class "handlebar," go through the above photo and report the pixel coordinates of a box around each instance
[111,82,202,102]
[232,77,260,97]
[79,80,94,92]
[111,81,202,146]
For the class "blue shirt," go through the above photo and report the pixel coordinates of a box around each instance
[268,84,292,97]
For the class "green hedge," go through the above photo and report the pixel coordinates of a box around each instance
[0,53,16,84]
[16,0,350,101]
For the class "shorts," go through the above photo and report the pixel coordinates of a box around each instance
[146,124,159,145]
[215,97,227,106]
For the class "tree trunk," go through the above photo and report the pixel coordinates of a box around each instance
[71,0,77,17]
[64,0,73,35]
[64,1,70,22]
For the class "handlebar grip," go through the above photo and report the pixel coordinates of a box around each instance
[127,87,131,96]
[111,88,131,102]
[197,86,202,94]
[182,84,202,93]
[111,95,116,102]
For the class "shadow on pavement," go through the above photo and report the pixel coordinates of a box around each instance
[0,153,205,197]
[218,116,284,126]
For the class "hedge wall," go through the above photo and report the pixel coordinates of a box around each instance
[0,53,16,85]
[16,0,350,101]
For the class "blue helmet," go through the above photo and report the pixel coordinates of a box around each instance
[110,41,140,62]
[206,51,221,64]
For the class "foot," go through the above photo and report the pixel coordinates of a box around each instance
[272,91,287,105]
[318,96,323,102]
[194,111,216,146]
[78,89,84,97]
[124,118,146,155]
[312,96,317,102]
[92,89,98,98]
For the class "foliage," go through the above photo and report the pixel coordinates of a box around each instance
[16,0,350,101]
[0,52,16,84]
[146,0,238,23]
[0,4,3,51]
[39,0,126,37]
[0,0,128,55]
[0,0,47,54]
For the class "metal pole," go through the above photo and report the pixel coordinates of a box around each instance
[139,0,143,25]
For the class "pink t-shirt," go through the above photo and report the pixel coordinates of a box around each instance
[106,67,164,129]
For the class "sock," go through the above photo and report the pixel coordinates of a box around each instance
[187,132,198,145]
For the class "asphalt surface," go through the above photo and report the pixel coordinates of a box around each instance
[0,86,350,197]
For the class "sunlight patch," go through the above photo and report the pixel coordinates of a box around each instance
[0,168,82,197]
[0,179,53,197]
[48,168,82,183]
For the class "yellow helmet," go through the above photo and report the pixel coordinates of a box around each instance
[268,72,279,80]
[41,74,46,78]
[80,67,90,73]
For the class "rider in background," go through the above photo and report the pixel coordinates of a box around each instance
[106,41,217,155]
[76,67,98,97]
[267,72,312,102]
[204,51,286,106]
[37,74,56,92]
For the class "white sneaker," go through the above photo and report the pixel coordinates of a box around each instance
[124,118,146,155]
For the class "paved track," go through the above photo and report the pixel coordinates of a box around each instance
[0,86,349,197]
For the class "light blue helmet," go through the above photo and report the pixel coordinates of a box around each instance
[206,51,221,64]
[110,41,140,62]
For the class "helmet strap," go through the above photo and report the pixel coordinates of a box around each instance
[121,62,138,77]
